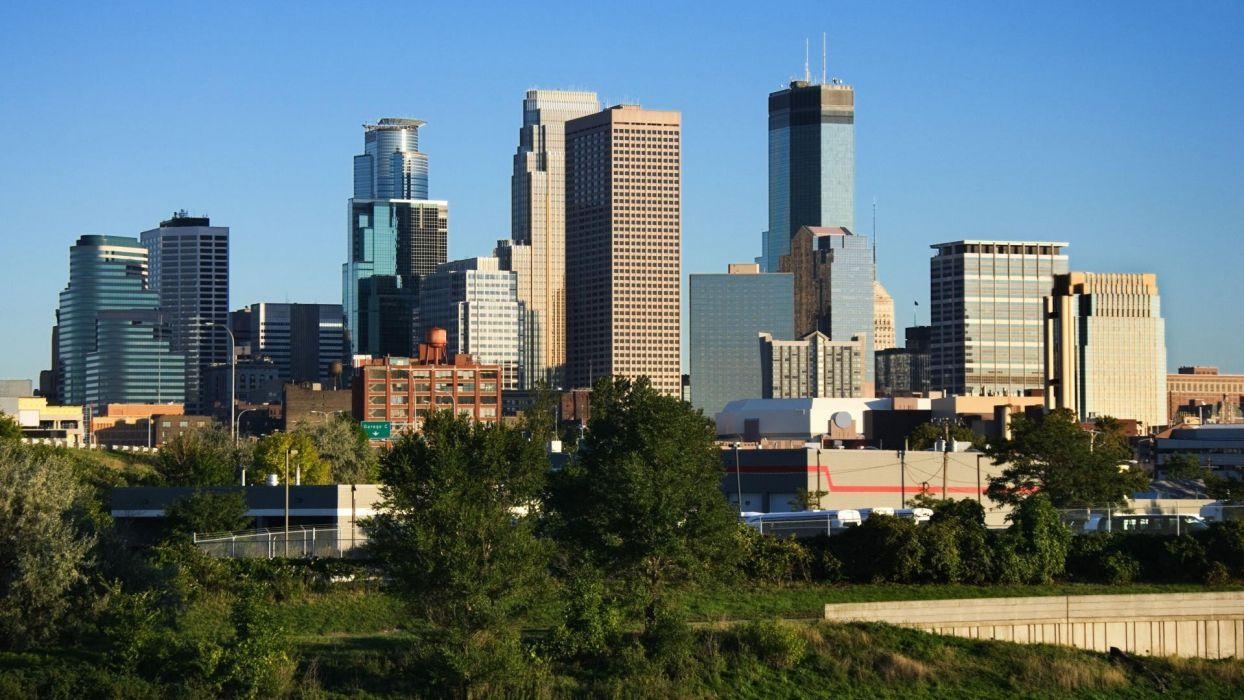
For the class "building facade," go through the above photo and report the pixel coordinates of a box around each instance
[762,78,855,272]
[140,212,229,412]
[352,354,503,438]
[759,331,864,399]
[1167,367,1244,424]
[230,303,345,386]
[779,226,875,388]
[1044,272,1167,429]
[874,280,895,351]
[930,240,1069,397]
[416,257,524,391]
[689,264,794,419]
[504,89,600,389]
[565,104,681,395]
[343,119,448,357]
[56,235,185,407]
[875,325,933,398]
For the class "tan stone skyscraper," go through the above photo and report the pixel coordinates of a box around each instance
[565,105,681,395]
[499,90,600,389]
[873,280,896,351]
[1045,272,1167,429]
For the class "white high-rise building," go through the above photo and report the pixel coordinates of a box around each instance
[930,240,1069,397]
[502,89,600,389]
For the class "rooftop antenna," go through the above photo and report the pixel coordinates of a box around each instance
[872,198,877,277]
[804,38,810,83]
[822,32,827,84]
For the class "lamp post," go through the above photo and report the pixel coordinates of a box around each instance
[733,441,743,516]
[284,447,298,557]
[209,322,237,445]
[235,407,259,439]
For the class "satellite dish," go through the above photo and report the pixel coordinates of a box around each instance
[831,411,852,429]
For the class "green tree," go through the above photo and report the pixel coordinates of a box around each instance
[905,420,986,451]
[157,426,243,486]
[994,493,1071,584]
[986,409,1149,507]
[0,443,97,648]
[789,488,828,511]
[1163,453,1208,481]
[164,489,252,541]
[252,431,329,485]
[290,415,378,484]
[548,376,739,632]
[0,412,21,443]
[363,410,549,692]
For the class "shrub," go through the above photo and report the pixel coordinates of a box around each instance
[740,527,811,586]
[1100,550,1141,584]
[996,494,1070,584]
[733,619,807,670]
[832,515,924,583]
[1197,522,1244,580]
[546,567,622,661]
[918,520,964,583]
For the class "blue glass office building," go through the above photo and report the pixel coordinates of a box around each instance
[56,235,185,406]
[689,266,794,419]
[762,80,855,273]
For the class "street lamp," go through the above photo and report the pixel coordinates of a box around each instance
[235,407,259,439]
[209,322,237,445]
[284,447,298,557]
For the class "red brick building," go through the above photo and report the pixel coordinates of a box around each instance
[352,328,503,437]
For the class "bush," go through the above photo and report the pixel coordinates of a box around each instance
[546,567,622,661]
[733,619,807,670]
[1100,551,1141,584]
[1197,522,1244,580]
[831,515,924,583]
[997,494,1070,584]
[918,520,965,583]
[739,527,811,586]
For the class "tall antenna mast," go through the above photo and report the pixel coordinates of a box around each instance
[872,198,877,276]
[822,32,827,84]
[804,38,810,83]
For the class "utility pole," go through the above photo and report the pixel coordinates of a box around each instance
[900,439,907,508]
[942,421,950,500]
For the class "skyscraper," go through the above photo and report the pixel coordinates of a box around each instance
[565,104,681,395]
[930,240,1069,397]
[141,212,229,412]
[762,78,855,273]
[1045,272,1167,428]
[689,264,794,417]
[759,331,865,399]
[780,226,875,390]
[874,280,895,351]
[343,119,448,357]
[56,235,185,407]
[230,303,346,385]
[416,257,525,391]
[504,89,600,389]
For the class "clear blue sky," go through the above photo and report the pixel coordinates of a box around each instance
[2,1,1242,384]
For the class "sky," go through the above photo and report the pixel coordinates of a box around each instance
[1,0,1242,384]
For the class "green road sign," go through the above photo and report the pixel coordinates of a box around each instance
[361,421,392,439]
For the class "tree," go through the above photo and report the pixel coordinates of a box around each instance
[290,416,377,484]
[0,412,21,444]
[164,489,252,541]
[905,420,985,451]
[363,410,549,691]
[994,493,1071,584]
[157,426,244,486]
[986,409,1149,507]
[252,432,329,485]
[0,443,97,648]
[789,488,828,511]
[1163,453,1208,481]
[548,377,739,632]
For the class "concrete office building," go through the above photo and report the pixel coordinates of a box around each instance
[343,118,448,356]
[759,331,864,399]
[141,212,229,412]
[503,89,600,389]
[230,303,345,386]
[1044,272,1167,430]
[56,235,185,407]
[762,77,855,272]
[565,104,681,395]
[1167,367,1244,425]
[874,280,895,351]
[689,264,794,418]
[930,240,1069,397]
[780,226,875,388]
[416,257,524,391]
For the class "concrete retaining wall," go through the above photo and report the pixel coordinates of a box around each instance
[823,592,1244,658]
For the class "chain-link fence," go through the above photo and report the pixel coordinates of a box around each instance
[194,524,369,559]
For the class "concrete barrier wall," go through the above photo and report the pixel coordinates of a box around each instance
[823,592,1244,658]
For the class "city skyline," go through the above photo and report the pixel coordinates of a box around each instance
[2,2,1242,383]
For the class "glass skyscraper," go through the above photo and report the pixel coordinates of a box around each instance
[689,264,794,418]
[343,119,448,356]
[762,79,855,273]
[141,212,229,412]
[56,235,185,407]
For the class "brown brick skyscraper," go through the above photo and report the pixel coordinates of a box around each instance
[565,105,681,396]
